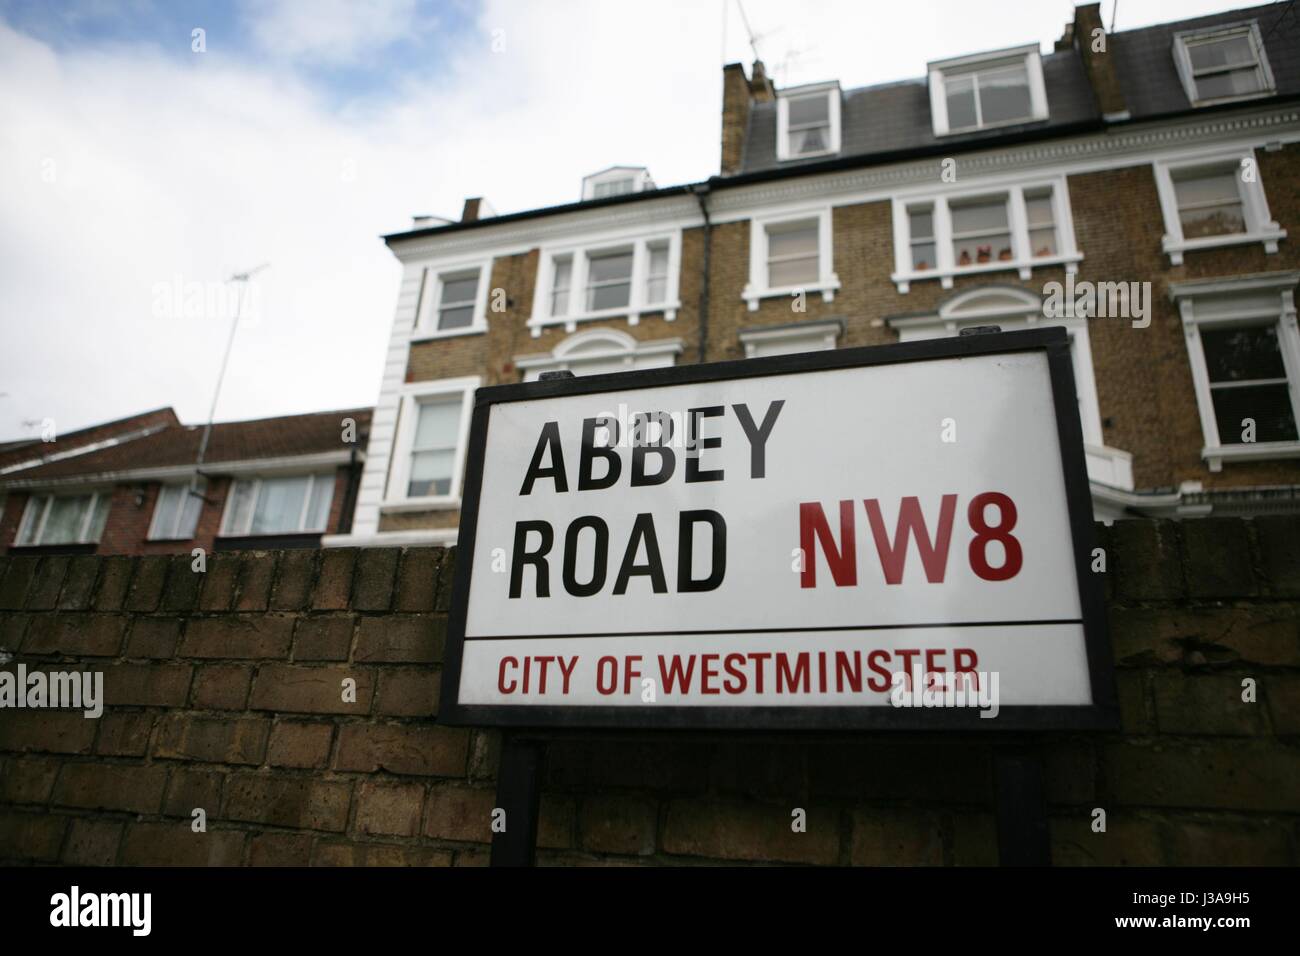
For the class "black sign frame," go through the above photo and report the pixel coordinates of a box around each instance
[438,326,1119,732]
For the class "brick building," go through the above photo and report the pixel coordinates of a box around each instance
[0,408,370,557]
[330,2,1300,549]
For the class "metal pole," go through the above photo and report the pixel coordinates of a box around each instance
[994,747,1051,866]
[489,735,545,867]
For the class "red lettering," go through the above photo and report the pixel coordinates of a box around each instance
[863,495,956,584]
[701,654,720,694]
[723,654,747,693]
[799,501,857,588]
[622,655,642,694]
[776,652,810,693]
[658,654,696,693]
[835,651,862,693]
[968,492,1023,581]
[498,656,518,694]
[866,650,892,692]
[596,656,618,695]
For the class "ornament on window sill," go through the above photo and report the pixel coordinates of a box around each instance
[997,247,1012,261]
[1035,245,1053,257]
[915,260,929,271]
[958,249,972,266]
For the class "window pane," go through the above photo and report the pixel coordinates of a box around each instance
[646,276,667,303]
[790,125,829,154]
[1195,68,1264,100]
[178,484,203,539]
[1179,202,1245,238]
[414,397,461,450]
[1028,227,1057,257]
[440,274,479,306]
[409,450,455,497]
[1025,194,1054,228]
[1211,384,1298,443]
[305,475,334,531]
[251,476,310,534]
[1201,325,1288,382]
[438,305,475,330]
[978,66,1032,124]
[950,199,1009,235]
[908,208,934,240]
[16,497,43,545]
[87,494,111,542]
[43,495,90,544]
[150,485,182,539]
[787,93,829,127]
[769,256,819,287]
[588,251,633,284]
[767,223,818,258]
[588,282,631,310]
[224,480,255,535]
[594,179,633,198]
[911,242,936,270]
[1174,169,1240,206]
[1189,35,1256,71]
[945,75,977,129]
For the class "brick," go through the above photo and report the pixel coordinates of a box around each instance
[222,773,351,831]
[26,556,70,610]
[1116,670,1155,734]
[120,823,245,866]
[546,739,711,792]
[163,767,225,817]
[0,611,27,650]
[353,548,399,611]
[1109,605,1300,668]
[467,729,501,781]
[271,550,318,610]
[198,552,240,612]
[235,551,277,611]
[708,741,808,801]
[336,723,469,777]
[95,711,155,757]
[155,714,270,764]
[422,783,496,842]
[950,811,998,866]
[0,710,96,754]
[124,617,182,658]
[663,799,838,864]
[267,720,333,769]
[579,795,657,855]
[0,557,37,610]
[1265,674,1300,735]
[0,755,62,804]
[851,808,942,865]
[374,667,441,716]
[52,763,167,813]
[61,818,123,866]
[23,613,124,656]
[57,555,100,610]
[249,663,373,714]
[1255,516,1300,597]
[539,794,575,850]
[180,615,295,659]
[1103,740,1300,812]
[249,832,313,866]
[1042,739,1098,805]
[354,614,446,663]
[1167,817,1293,865]
[435,547,457,611]
[807,739,993,803]
[0,810,67,862]
[1181,518,1257,598]
[1050,813,1167,865]
[313,549,356,610]
[1151,672,1267,736]
[395,548,441,612]
[292,615,354,661]
[191,664,253,710]
[92,556,133,611]
[161,553,204,611]
[356,780,426,836]
[125,555,169,611]
[103,662,193,707]
[313,842,452,866]
[1111,520,1184,602]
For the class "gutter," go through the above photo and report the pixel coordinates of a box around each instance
[0,449,364,491]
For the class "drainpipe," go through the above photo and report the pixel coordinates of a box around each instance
[691,183,713,364]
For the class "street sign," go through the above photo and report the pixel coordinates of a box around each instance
[439,327,1116,730]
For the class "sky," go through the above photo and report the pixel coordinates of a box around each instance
[0,0,1271,441]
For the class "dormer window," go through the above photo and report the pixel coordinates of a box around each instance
[928,44,1048,136]
[581,166,655,201]
[1173,21,1275,107]
[775,82,841,161]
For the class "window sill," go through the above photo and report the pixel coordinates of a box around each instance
[937,114,1048,137]
[528,302,679,337]
[1203,440,1300,472]
[776,148,840,163]
[891,254,1081,293]
[742,277,841,312]
[380,496,461,514]
[1189,89,1275,109]
[411,325,488,344]
[1162,228,1286,266]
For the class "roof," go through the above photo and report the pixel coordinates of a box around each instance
[0,407,179,475]
[1,408,372,485]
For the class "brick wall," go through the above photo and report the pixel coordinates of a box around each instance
[0,517,1296,866]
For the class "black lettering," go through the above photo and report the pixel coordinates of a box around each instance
[678,510,727,592]
[613,513,668,594]
[563,516,608,597]
[509,521,553,598]
[578,416,622,491]
[519,421,568,495]
[631,412,675,486]
[732,400,785,479]
[685,406,724,482]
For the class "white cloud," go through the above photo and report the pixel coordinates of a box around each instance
[243,0,431,65]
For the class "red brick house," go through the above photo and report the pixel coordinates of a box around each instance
[0,408,370,556]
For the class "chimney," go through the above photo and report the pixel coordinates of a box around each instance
[1070,2,1128,120]
[460,197,496,223]
[720,60,775,176]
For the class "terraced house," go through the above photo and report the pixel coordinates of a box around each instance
[329,2,1300,548]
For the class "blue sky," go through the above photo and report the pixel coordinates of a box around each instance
[0,0,1263,440]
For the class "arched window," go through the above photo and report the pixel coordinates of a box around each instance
[515,328,682,381]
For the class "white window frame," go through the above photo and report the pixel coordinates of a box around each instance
[1172,21,1276,108]
[744,207,840,311]
[529,232,681,336]
[1171,272,1300,472]
[219,472,337,537]
[147,478,207,541]
[1153,148,1286,265]
[740,319,842,359]
[412,258,492,341]
[15,490,111,547]
[890,176,1081,293]
[775,82,842,162]
[383,376,479,511]
[928,44,1048,137]
[514,329,682,381]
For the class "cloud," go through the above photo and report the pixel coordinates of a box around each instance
[242,0,432,66]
